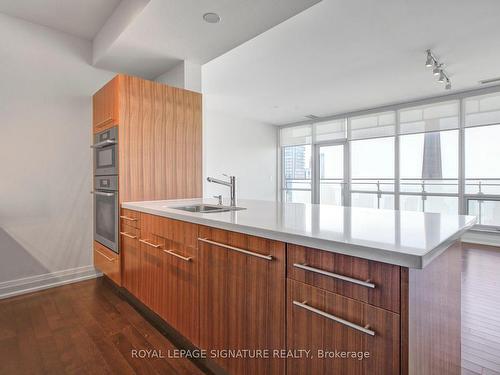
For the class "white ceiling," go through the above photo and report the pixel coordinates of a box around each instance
[203,0,500,125]
[94,0,321,78]
[0,0,121,40]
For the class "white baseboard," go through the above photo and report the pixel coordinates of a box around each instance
[462,230,500,248]
[0,265,103,300]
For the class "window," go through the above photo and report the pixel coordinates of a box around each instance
[279,90,500,229]
[319,144,344,205]
[351,136,395,209]
[464,93,500,227]
[282,145,312,203]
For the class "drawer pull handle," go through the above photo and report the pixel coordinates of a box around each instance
[164,249,192,262]
[139,239,160,248]
[293,263,375,289]
[120,216,137,222]
[198,238,273,261]
[120,232,137,239]
[293,300,375,336]
[95,249,115,262]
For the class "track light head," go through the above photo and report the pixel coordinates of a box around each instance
[445,80,451,90]
[425,50,433,67]
[438,70,446,83]
[433,64,441,76]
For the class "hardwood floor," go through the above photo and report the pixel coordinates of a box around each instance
[462,243,500,375]
[0,277,206,375]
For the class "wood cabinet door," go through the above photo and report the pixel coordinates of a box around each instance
[93,76,119,133]
[121,225,140,296]
[287,279,400,375]
[199,226,286,375]
[138,235,164,313]
[161,240,199,346]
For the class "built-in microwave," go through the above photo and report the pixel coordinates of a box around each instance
[93,127,118,176]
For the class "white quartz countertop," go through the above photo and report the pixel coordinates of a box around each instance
[122,198,476,269]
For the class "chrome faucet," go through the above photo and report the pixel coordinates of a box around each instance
[207,175,236,207]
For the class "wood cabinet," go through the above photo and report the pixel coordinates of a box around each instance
[287,244,400,313]
[138,234,164,313]
[287,279,400,375]
[160,222,199,346]
[93,76,119,133]
[117,208,462,375]
[118,75,202,202]
[198,226,286,375]
[92,75,202,284]
[121,224,140,296]
[133,213,200,345]
[94,241,120,285]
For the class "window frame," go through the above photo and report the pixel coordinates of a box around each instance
[278,86,500,230]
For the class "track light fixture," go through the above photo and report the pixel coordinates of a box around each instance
[425,49,451,90]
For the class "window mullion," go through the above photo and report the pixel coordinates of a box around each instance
[395,110,401,210]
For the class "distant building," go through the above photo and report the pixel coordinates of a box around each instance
[284,146,311,179]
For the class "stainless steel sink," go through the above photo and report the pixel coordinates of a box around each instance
[172,204,246,213]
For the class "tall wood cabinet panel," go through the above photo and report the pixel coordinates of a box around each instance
[198,226,286,375]
[117,75,202,202]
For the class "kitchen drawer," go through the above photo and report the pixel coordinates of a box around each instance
[94,241,121,285]
[141,213,198,247]
[287,279,400,375]
[120,208,140,228]
[287,244,400,313]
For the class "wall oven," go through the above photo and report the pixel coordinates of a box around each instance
[93,127,118,176]
[93,127,119,253]
[93,175,118,253]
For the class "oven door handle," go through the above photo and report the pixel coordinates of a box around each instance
[91,191,116,197]
[91,139,116,149]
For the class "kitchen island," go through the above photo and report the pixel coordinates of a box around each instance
[115,198,476,375]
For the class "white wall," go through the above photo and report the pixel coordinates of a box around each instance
[202,100,277,202]
[0,14,115,288]
[155,60,202,93]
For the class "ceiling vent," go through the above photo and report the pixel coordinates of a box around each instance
[479,77,500,85]
[305,114,320,120]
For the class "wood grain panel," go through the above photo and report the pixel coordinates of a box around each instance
[121,225,140,296]
[138,213,200,346]
[199,226,286,375]
[161,238,199,346]
[287,244,400,313]
[120,208,140,229]
[93,241,121,285]
[287,279,400,375]
[142,214,198,247]
[401,240,462,375]
[118,75,202,202]
[137,234,164,314]
[93,76,119,133]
